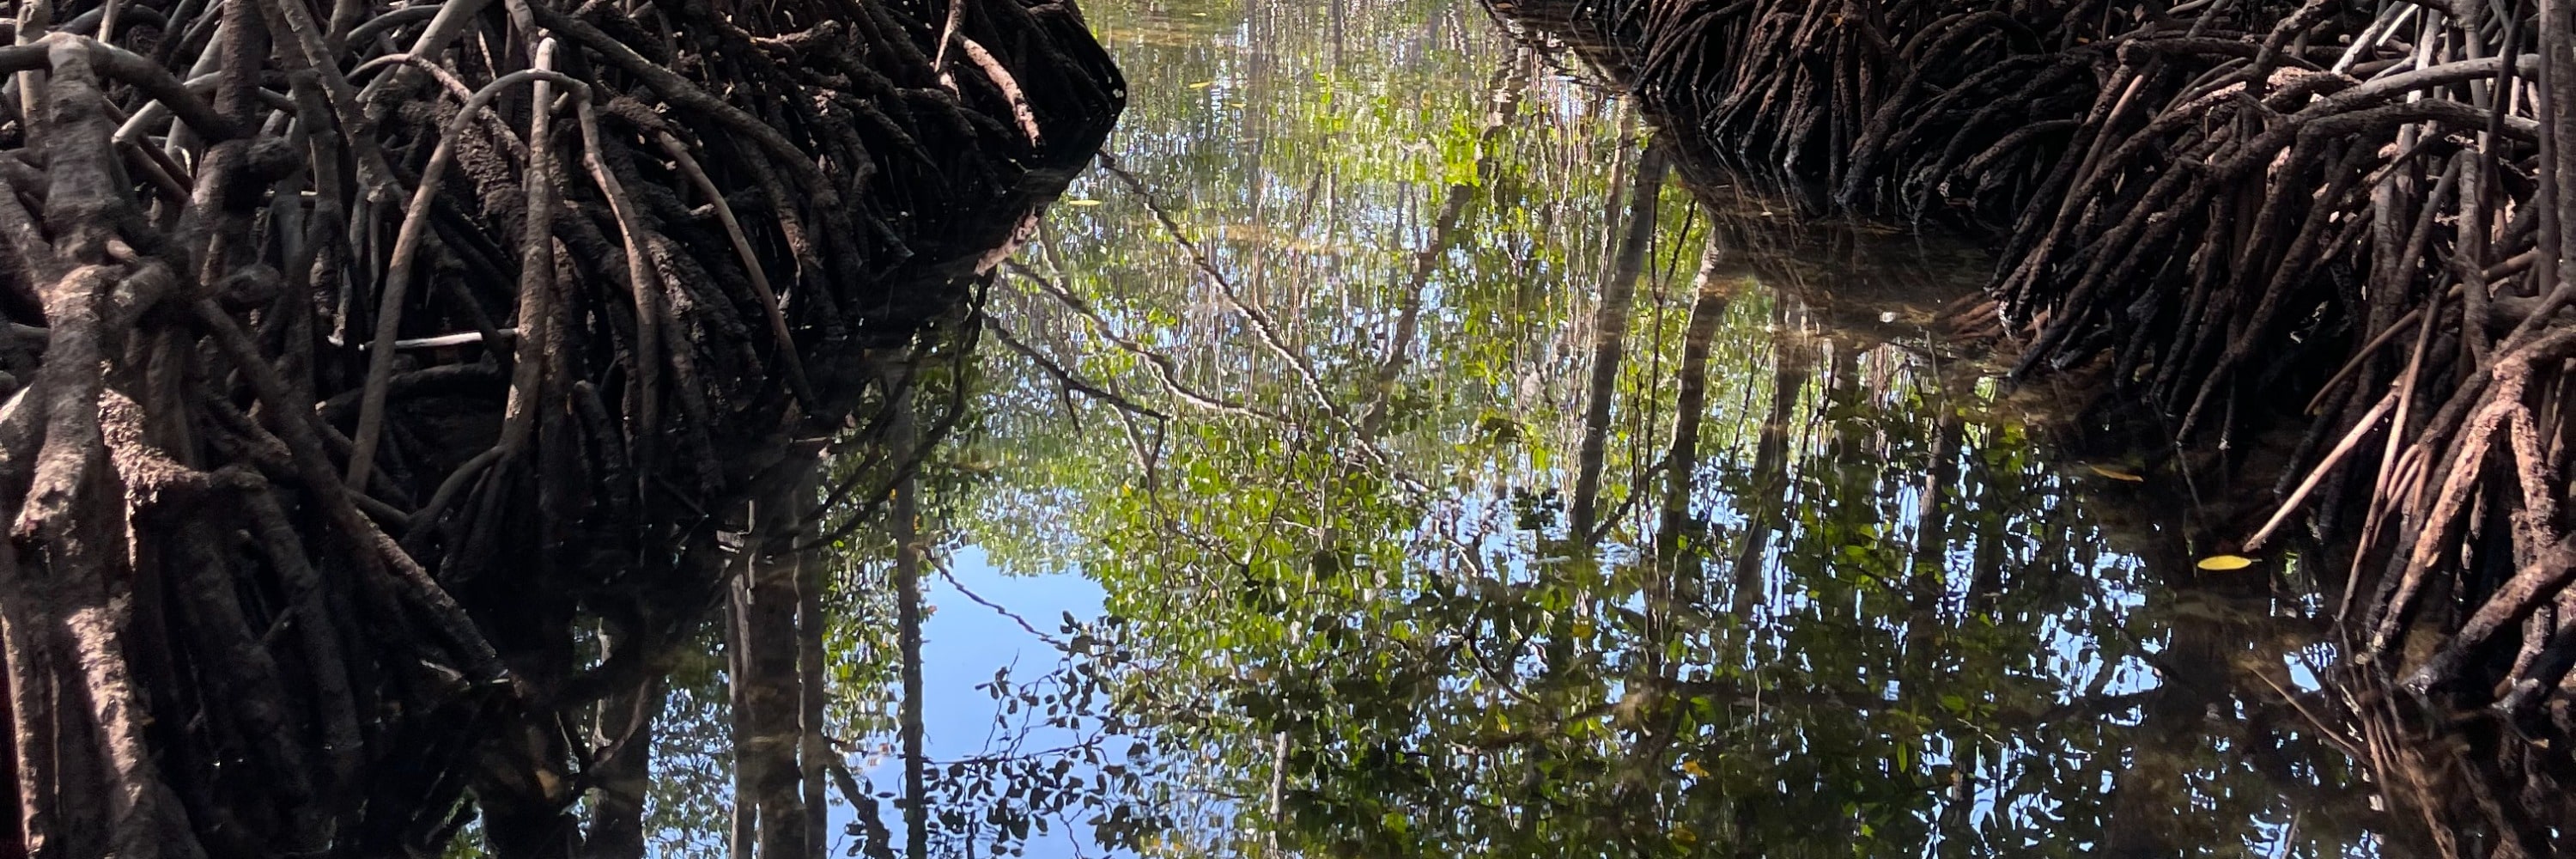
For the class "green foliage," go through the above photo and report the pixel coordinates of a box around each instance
[624,2,2386,857]
[929,2,2379,856]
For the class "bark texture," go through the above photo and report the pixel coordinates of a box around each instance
[0,1,1122,856]
[1509,0,2576,722]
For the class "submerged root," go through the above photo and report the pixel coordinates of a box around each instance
[1510,0,2576,733]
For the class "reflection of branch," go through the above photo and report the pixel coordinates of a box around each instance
[928,553,1069,649]
[794,342,973,554]
[1112,407,1164,494]
[1003,261,1289,423]
[1436,529,1494,582]
[930,736,1107,768]
[1583,456,1671,545]
[988,317,1170,421]
[1466,633,1548,710]
[826,761,900,859]
[1095,151,1335,412]
[1364,55,1533,437]
[1364,182,1475,437]
[2245,670,2366,761]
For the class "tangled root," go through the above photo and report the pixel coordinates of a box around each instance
[1513,0,2576,728]
[0,0,1120,856]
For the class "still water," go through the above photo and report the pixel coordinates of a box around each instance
[652,1,2397,856]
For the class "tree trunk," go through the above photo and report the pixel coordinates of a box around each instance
[1657,233,1735,599]
[886,366,931,859]
[734,468,818,859]
[1571,143,1674,542]
[581,676,665,859]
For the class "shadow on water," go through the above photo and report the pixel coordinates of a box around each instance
[631,1,2543,856]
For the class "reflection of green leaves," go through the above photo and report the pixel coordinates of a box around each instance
[1439,113,1485,187]
[901,0,2382,856]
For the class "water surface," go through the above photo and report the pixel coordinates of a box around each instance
[654,2,2392,856]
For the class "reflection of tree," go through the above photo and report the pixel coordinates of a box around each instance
[1571,144,1673,543]
[630,2,2462,857]
[729,465,819,859]
[887,376,929,859]
[971,107,2393,856]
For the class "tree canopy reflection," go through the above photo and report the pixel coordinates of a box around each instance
[645,1,2403,856]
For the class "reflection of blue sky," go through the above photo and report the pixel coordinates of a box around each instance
[846,548,1105,859]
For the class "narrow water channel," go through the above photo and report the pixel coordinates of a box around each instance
[649,1,2394,856]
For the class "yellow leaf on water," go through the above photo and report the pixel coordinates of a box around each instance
[2087,464,2146,482]
[1062,198,1103,206]
[1680,759,1710,777]
[2196,554,2259,571]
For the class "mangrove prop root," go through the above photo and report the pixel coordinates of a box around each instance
[1506,0,2576,734]
[0,0,1122,856]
